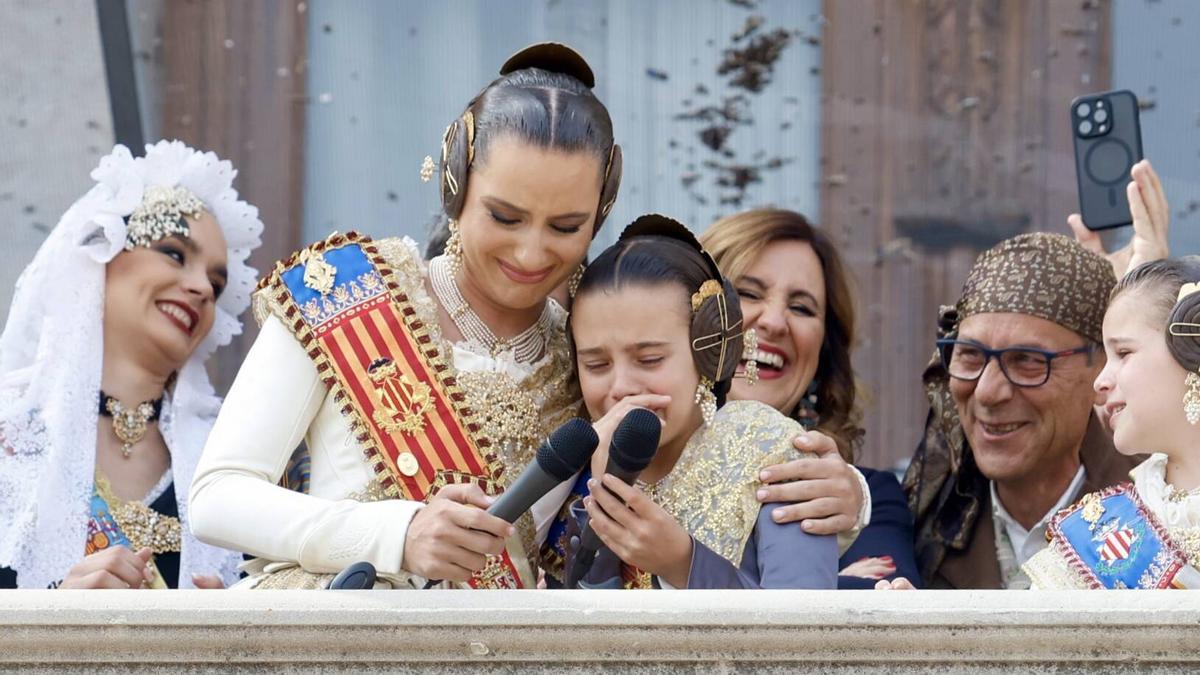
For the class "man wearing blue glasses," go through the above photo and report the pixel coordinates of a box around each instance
[903,232,1141,590]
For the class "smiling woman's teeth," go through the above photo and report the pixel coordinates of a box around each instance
[157,303,193,330]
[743,349,784,369]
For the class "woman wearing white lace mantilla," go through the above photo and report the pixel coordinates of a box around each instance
[0,141,262,589]
[188,43,624,589]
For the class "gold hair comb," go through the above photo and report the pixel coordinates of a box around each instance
[691,279,722,312]
[1169,283,1200,337]
[1178,282,1200,303]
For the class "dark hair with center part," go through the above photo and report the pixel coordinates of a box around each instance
[440,67,621,232]
[571,234,743,407]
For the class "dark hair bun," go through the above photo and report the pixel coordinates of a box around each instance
[619,214,721,278]
[1167,287,1200,373]
[500,42,596,88]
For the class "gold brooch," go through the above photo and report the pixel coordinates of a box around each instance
[299,249,337,296]
[368,358,434,436]
[113,501,182,554]
[1080,492,1105,531]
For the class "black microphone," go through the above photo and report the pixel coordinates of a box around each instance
[420,417,598,589]
[328,561,377,590]
[487,417,599,523]
[566,408,661,588]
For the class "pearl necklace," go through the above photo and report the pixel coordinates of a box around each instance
[429,255,552,363]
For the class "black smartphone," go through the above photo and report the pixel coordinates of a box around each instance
[1071,89,1144,230]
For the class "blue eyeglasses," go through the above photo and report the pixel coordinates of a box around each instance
[935,339,1095,388]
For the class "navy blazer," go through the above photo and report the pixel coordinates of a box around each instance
[837,466,920,589]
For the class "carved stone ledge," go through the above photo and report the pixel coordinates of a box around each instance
[2,590,1198,673]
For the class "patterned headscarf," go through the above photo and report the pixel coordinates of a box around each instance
[956,232,1115,343]
[904,232,1115,583]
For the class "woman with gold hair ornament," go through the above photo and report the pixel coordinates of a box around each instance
[562,215,838,588]
[1023,258,1200,589]
[0,141,263,588]
[188,43,625,589]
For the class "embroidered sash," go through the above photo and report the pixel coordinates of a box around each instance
[85,481,169,589]
[1048,483,1200,589]
[260,231,531,589]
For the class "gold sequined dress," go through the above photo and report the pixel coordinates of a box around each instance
[554,400,840,589]
[188,237,579,589]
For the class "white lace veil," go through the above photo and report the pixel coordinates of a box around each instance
[0,141,262,588]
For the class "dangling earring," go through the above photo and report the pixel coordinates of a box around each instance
[795,379,820,428]
[567,264,585,299]
[445,219,463,275]
[694,377,717,426]
[1185,371,1200,425]
[740,328,759,386]
[420,155,435,182]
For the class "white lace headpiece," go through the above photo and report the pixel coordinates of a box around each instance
[0,140,262,588]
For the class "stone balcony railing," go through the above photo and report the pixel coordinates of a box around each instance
[2,590,1198,673]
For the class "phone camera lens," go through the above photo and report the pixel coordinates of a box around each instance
[1094,108,1108,123]
[1076,102,1091,117]
[1079,120,1093,135]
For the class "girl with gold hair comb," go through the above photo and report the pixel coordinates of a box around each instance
[1024,257,1200,589]
[560,215,838,589]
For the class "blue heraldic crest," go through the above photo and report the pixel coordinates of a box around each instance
[1048,483,1190,589]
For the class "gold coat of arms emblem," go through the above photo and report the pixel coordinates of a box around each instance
[299,249,338,296]
[368,358,433,436]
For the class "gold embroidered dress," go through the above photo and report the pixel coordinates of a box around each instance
[555,400,839,589]
[188,236,578,588]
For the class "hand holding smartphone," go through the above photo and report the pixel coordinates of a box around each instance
[1068,89,1170,277]
[1071,89,1144,230]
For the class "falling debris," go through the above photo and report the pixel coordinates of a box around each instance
[699,126,733,152]
[672,13,802,209]
[646,68,669,81]
[675,96,751,125]
[732,15,765,42]
[717,28,793,93]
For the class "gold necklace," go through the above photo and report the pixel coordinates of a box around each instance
[99,390,164,458]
